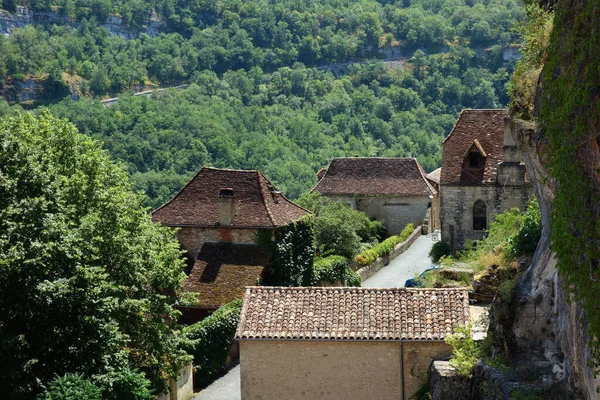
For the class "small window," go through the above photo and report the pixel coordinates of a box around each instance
[473,200,487,231]
[468,152,481,168]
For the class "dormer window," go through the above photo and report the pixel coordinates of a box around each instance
[468,152,482,168]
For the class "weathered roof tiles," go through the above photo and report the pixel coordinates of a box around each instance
[440,109,508,184]
[152,167,309,227]
[236,286,470,341]
[312,157,437,196]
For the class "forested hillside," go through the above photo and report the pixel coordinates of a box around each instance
[0,0,526,207]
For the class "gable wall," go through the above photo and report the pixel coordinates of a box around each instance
[239,340,452,400]
[240,340,402,400]
[327,195,430,235]
[176,227,259,260]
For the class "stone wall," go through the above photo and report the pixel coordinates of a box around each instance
[330,195,429,235]
[239,339,451,400]
[240,340,402,400]
[402,342,452,399]
[157,362,194,400]
[440,184,532,251]
[176,227,260,260]
[353,226,422,281]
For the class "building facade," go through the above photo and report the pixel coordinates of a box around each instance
[152,167,309,318]
[236,286,470,400]
[312,158,437,235]
[440,109,533,251]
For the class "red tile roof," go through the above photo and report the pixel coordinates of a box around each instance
[312,158,436,196]
[183,242,269,309]
[152,167,309,227]
[440,109,507,184]
[236,287,470,341]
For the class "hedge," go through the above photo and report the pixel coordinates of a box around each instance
[182,299,242,388]
[312,255,361,287]
[354,223,415,266]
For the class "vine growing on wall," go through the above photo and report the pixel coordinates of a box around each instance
[536,0,600,370]
[258,217,315,286]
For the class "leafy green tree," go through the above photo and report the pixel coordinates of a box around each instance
[0,112,190,399]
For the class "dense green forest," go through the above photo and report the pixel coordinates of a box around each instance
[0,0,523,90]
[0,0,525,207]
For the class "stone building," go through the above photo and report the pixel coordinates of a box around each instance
[312,157,437,235]
[236,286,470,400]
[152,167,309,319]
[440,109,533,251]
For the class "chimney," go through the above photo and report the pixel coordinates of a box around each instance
[218,188,234,226]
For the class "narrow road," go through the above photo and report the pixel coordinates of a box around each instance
[193,364,240,400]
[362,234,435,288]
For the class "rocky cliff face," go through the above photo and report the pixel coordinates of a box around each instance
[500,0,600,397]
[0,9,165,38]
[503,120,598,399]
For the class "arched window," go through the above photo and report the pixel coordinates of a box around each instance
[473,200,487,231]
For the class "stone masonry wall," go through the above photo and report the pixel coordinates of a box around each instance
[176,227,259,260]
[239,340,451,400]
[330,195,430,235]
[240,340,402,400]
[402,341,453,399]
[440,184,532,251]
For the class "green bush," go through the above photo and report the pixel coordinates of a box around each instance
[444,324,481,376]
[182,300,243,388]
[398,223,415,242]
[37,374,102,400]
[313,256,347,284]
[297,193,384,259]
[355,223,415,266]
[344,268,362,287]
[313,256,361,287]
[93,368,153,400]
[508,198,541,257]
[429,241,451,263]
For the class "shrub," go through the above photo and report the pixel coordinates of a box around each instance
[398,223,415,242]
[182,300,243,388]
[313,255,361,287]
[508,198,541,257]
[94,368,153,400]
[313,255,347,284]
[344,268,362,287]
[354,223,415,266]
[429,241,451,262]
[37,374,102,400]
[297,193,384,259]
[444,324,481,376]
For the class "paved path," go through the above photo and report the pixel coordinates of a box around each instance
[193,364,240,400]
[362,234,435,288]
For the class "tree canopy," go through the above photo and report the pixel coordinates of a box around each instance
[0,112,190,399]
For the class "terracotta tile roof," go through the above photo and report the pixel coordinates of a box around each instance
[426,168,441,185]
[152,167,309,227]
[312,158,437,196]
[440,109,507,184]
[183,242,269,309]
[236,287,470,341]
